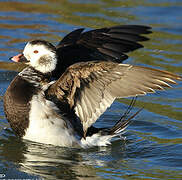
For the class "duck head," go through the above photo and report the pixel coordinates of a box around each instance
[11,40,57,74]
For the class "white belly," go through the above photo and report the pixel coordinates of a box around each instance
[23,93,79,147]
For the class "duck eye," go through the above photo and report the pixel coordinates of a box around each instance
[33,50,39,54]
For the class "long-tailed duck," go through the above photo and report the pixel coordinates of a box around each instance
[3,25,181,147]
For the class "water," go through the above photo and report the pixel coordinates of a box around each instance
[0,0,182,179]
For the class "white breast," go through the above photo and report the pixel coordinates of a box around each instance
[23,92,79,147]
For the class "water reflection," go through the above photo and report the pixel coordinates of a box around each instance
[0,129,125,179]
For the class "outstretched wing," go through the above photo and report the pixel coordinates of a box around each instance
[53,25,151,77]
[47,61,181,135]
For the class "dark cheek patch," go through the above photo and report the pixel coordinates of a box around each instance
[39,56,51,66]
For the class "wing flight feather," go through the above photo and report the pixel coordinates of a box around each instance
[47,61,181,135]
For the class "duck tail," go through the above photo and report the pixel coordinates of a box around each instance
[103,97,142,136]
[82,97,142,147]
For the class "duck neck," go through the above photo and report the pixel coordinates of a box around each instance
[18,66,51,87]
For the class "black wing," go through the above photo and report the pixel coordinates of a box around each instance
[53,25,151,78]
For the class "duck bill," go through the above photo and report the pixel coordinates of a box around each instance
[10,54,28,63]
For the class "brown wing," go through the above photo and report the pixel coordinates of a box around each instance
[47,61,181,135]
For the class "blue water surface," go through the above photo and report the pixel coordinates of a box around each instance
[0,0,182,179]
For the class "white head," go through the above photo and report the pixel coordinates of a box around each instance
[22,40,57,74]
